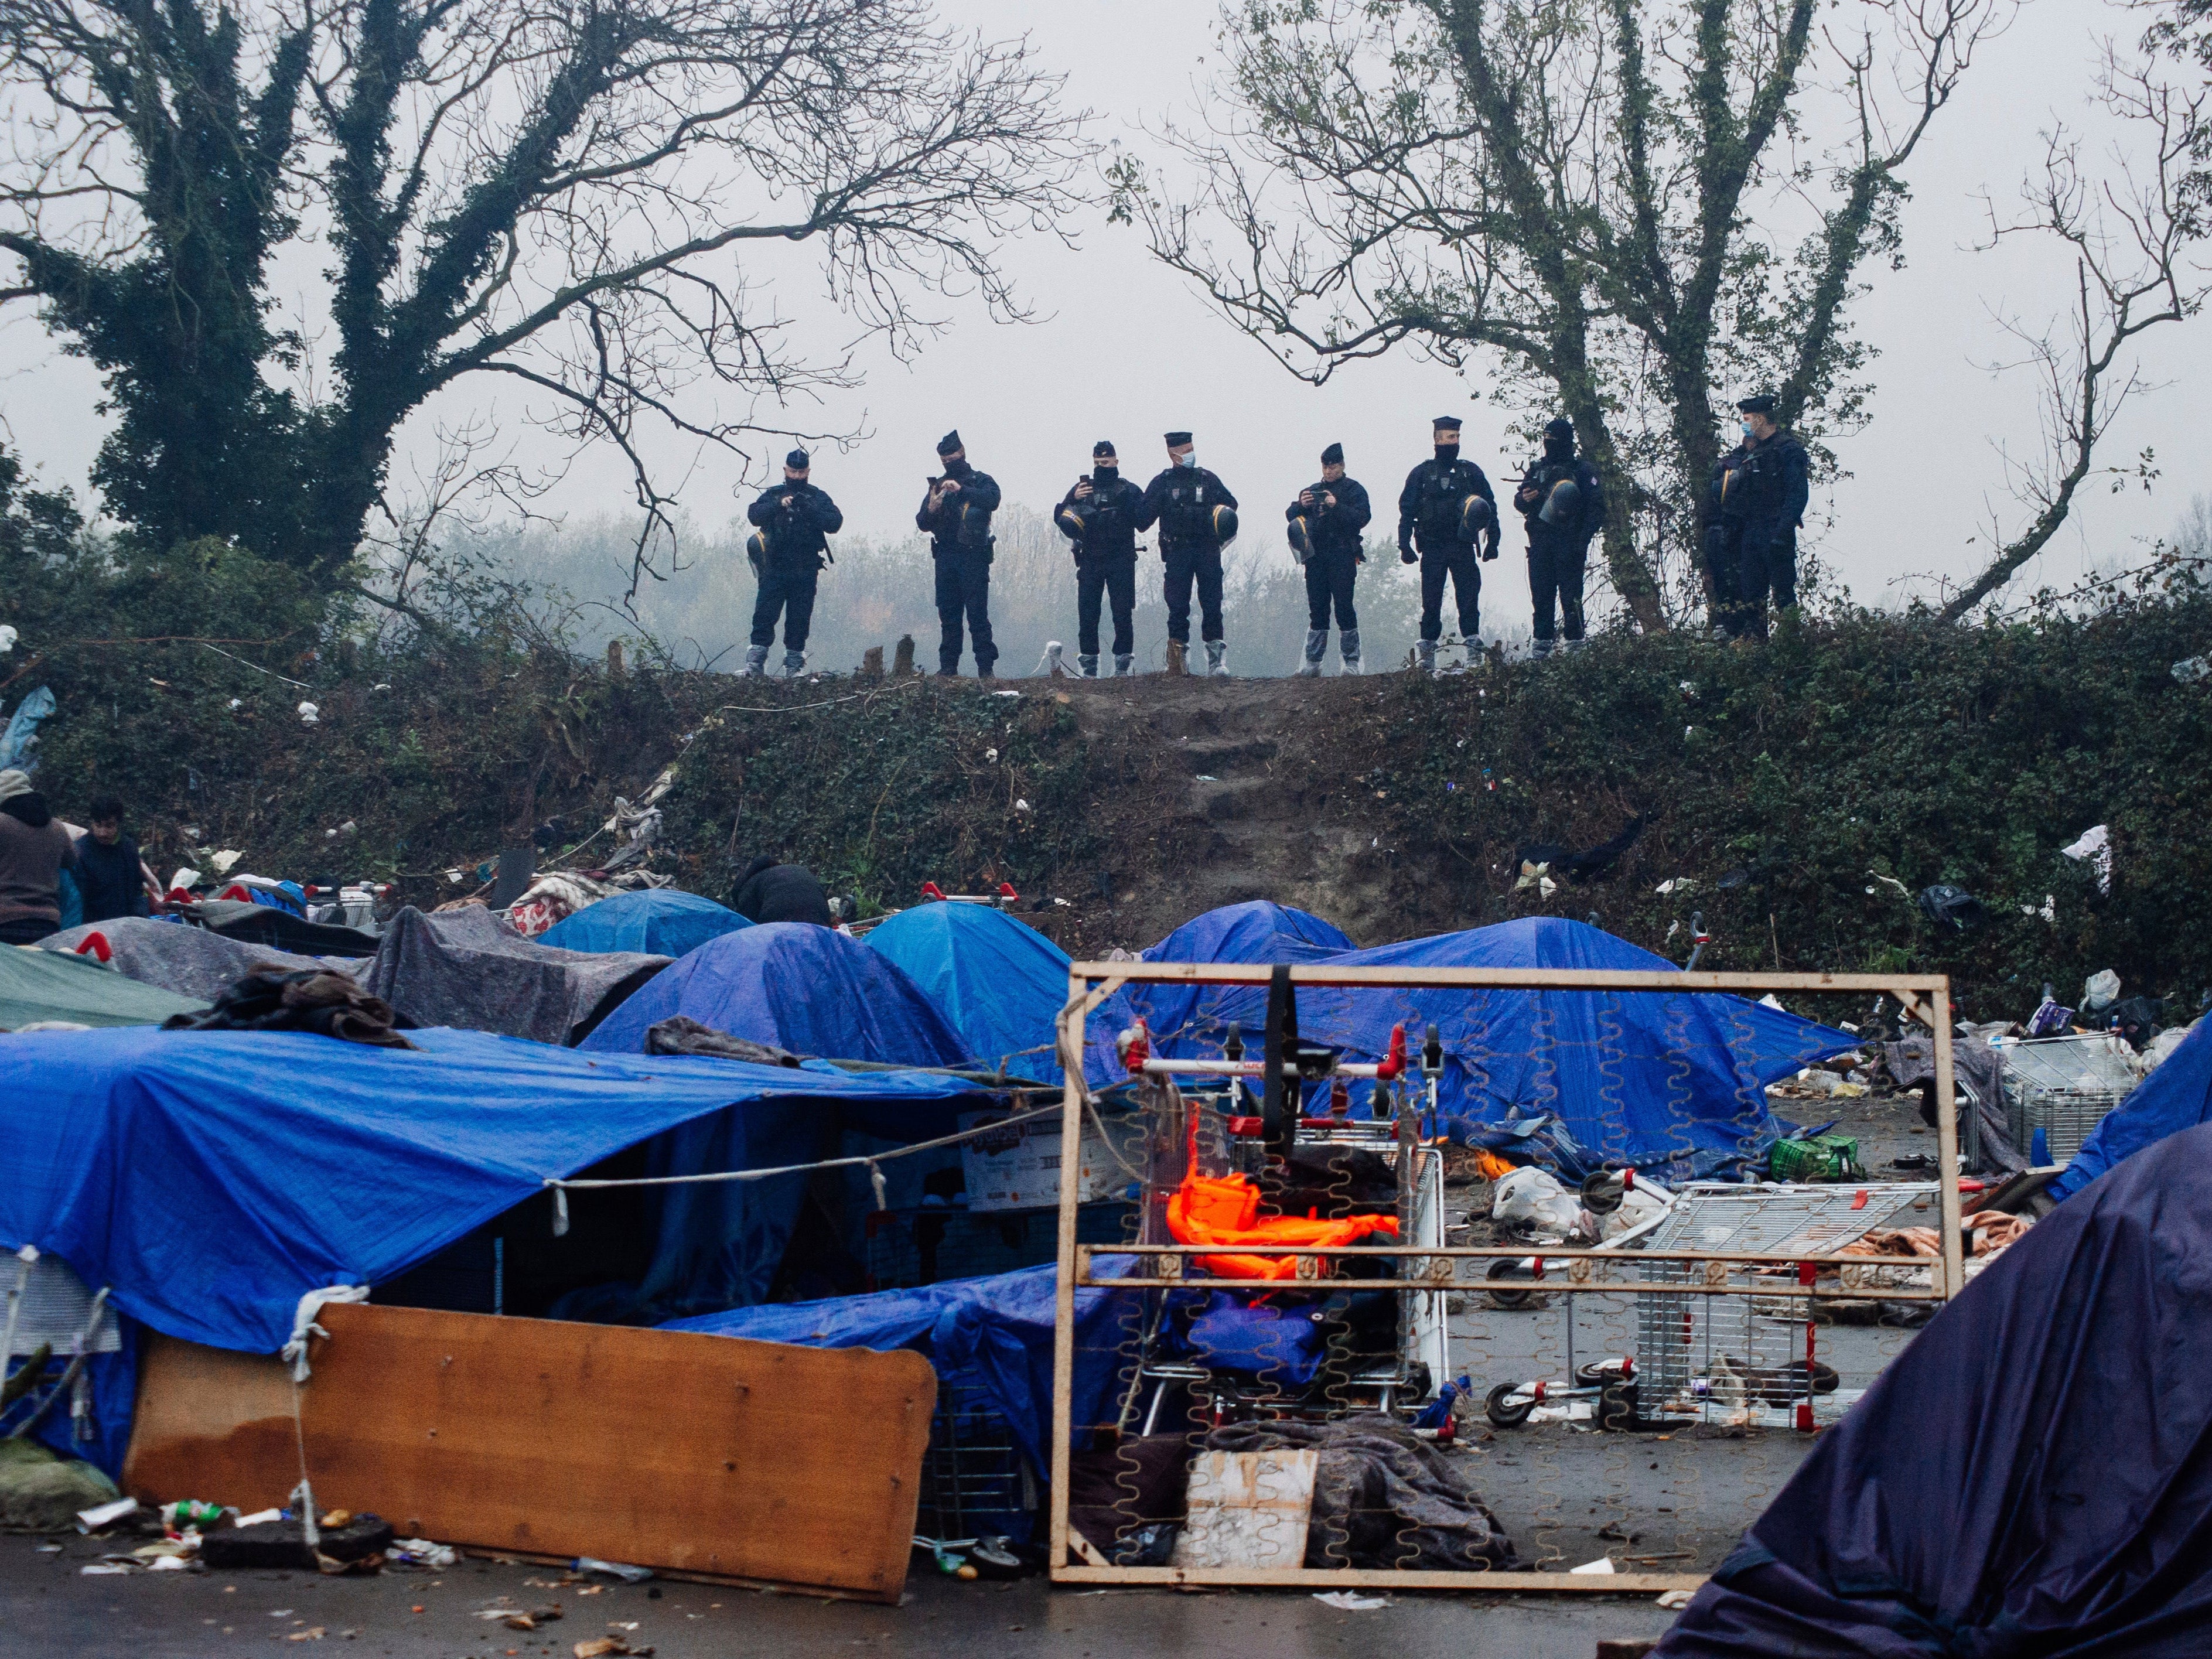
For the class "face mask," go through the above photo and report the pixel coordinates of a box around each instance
[1175,451,1196,469]
[1093,466,1117,487]
[1434,442,1460,462]
[1740,422,1755,441]
[1544,436,1572,459]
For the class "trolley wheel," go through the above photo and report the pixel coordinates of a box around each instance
[1486,1257,1541,1310]
[1485,1381,1537,1428]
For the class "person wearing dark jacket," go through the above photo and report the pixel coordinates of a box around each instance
[730,855,833,926]
[743,450,845,679]
[0,768,78,944]
[1706,435,1754,638]
[1732,393,1811,640]
[1054,440,1147,677]
[1286,442,1373,675]
[74,794,151,924]
[1397,415,1498,674]
[1136,432,1238,677]
[1511,417,1607,657]
[915,430,1003,677]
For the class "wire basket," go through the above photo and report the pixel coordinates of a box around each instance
[916,1370,1037,1542]
[1997,1035,2138,1162]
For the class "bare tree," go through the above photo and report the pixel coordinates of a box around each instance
[1938,48,2209,622]
[0,0,1091,592]
[1112,0,2001,630]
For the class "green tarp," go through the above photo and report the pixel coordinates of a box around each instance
[0,945,207,1032]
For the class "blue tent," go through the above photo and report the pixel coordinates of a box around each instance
[664,1258,1142,1484]
[1086,917,1852,1181]
[863,903,1071,1074]
[539,889,752,958]
[2049,1019,2212,1200]
[579,922,970,1066]
[1657,1120,2212,1658]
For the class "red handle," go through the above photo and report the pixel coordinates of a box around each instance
[920,881,947,902]
[1376,1023,1408,1080]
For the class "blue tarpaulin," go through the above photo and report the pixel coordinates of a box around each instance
[1085,916,1852,1181]
[579,921,970,1064]
[663,1259,1142,1479]
[0,1026,986,1358]
[1657,1119,2212,1658]
[2048,1018,2212,1201]
[539,889,752,958]
[863,903,1071,1074]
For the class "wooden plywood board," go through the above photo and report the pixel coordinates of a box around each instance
[124,1337,301,1512]
[124,1304,935,1601]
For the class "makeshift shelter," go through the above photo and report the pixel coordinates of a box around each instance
[581,921,970,1067]
[0,945,206,1030]
[2048,1016,2212,1200]
[863,902,1071,1074]
[355,905,668,1046]
[664,1258,1141,1482]
[43,917,335,1003]
[1657,1119,2212,1658]
[189,896,379,956]
[539,888,751,958]
[0,1025,992,1473]
[1085,916,1852,1181]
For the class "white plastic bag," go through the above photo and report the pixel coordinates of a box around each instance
[1492,1166,1583,1234]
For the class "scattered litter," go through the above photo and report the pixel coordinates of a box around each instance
[2083,970,2121,1015]
[0,624,14,654]
[1013,798,1030,813]
[1917,884,1985,931]
[80,1562,132,1575]
[390,1537,457,1569]
[1866,872,1911,899]
[574,1557,653,1583]
[1654,878,1694,896]
[2062,825,2111,894]
[296,701,319,725]
[235,1508,282,1528]
[1194,774,1219,782]
[1569,1555,1617,1575]
[991,689,1020,698]
[2172,654,2210,684]
[1757,994,1785,1011]
[1312,1590,1390,1609]
[76,1496,139,1532]
[1657,1588,1698,1608]
[984,747,998,762]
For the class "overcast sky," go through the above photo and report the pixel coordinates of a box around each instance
[0,0,2201,630]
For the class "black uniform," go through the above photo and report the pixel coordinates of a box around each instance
[744,480,844,654]
[915,461,1003,674]
[1706,443,1753,636]
[1287,476,1372,631]
[1734,429,1810,638]
[1056,469,1146,658]
[1512,446,1605,646]
[1397,453,1497,643]
[1137,465,1238,645]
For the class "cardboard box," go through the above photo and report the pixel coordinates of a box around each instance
[958,1107,1143,1213]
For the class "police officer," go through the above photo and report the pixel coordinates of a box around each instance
[1512,417,1606,657]
[1706,433,1753,638]
[1397,415,1498,673]
[1054,440,1146,676]
[1137,431,1238,677]
[1732,393,1810,641]
[742,448,845,678]
[915,430,1003,677]
[1286,442,1372,675]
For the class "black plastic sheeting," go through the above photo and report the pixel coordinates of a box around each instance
[1658,1120,2212,1657]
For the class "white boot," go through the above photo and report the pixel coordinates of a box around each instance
[742,644,769,678]
[1113,653,1134,677]
[1339,629,1363,675]
[1415,639,1436,677]
[1532,636,1556,661]
[1206,639,1229,679]
[1295,628,1326,678]
[781,649,807,678]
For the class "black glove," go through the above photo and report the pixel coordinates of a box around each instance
[1481,532,1500,563]
[1399,539,1417,565]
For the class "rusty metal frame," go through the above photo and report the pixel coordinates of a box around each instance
[1047,961,1960,1591]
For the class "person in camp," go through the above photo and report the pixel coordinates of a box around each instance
[1286,442,1373,676]
[1706,431,1754,638]
[1397,414,1498,673]
[742,449,845,680]
[0,767,78,945]
[74,794,152,924]
[916,430,1003,678]
[1732,392,1810,641]
[730,855,834,927]
[1136,431,1238,677]
[1511,417,1607,657]
[1054,439,1146,677]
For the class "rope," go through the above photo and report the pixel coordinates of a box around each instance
[544,1099,1071,1194]
[698,677,926,717]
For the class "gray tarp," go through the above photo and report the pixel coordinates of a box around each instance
[47,905,667,1046]
[1882,1032,2026,1175]
[42,919,338,1003]
[351,905,668,1045]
